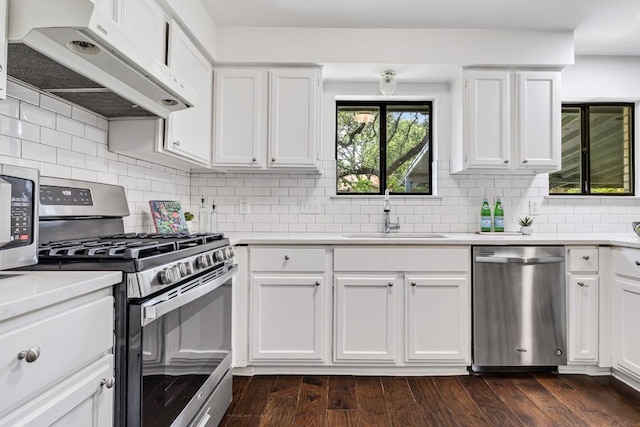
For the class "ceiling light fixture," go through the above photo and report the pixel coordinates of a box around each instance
[379,70,396,96]
[354,111,375,124]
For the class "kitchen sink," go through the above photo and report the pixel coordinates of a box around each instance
[342,233,447,239]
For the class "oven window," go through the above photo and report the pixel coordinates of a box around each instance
[140,281,231,426]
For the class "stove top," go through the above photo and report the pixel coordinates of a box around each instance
[38,232,225,260]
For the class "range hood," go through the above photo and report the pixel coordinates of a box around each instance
[7,0,197,118]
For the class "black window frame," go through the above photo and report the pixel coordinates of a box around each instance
[335,100,434,196]
[550,102,635,196]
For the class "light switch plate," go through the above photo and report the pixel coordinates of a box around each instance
[239,199,249,214]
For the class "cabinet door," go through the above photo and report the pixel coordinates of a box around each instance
[94,0,119,23]
[268,68,320,169]
[405,275,469,362]
[0,0,7,100]
[516,71,561,170]
[121,0,167,63]
[464,70,511,168]
[567,275,598,364]
[334,275,397,362]
[613,275,640,376]
[251,275,325,361]
[213,68,267,168]
[0,356,114,427]
[165,24,212,167]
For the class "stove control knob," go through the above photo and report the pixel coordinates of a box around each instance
[158,265,181,285]
[214,249,225,263]
[228,247,235,258]
[196,254,211,269]
[179,262,193,277]
[224,248,232,259]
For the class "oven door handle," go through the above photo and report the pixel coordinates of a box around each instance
[141,264,238,326]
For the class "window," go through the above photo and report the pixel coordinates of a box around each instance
[335,101,432,195]
[550,103,634,195]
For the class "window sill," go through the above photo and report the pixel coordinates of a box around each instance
[545,195,638,201]
[330,195,443,200]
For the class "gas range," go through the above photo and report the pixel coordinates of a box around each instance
[37,232,235,298]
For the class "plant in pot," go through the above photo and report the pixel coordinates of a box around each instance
[184,211,195,233]
[518,216,534,235]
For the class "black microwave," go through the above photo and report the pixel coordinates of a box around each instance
[0,164,39,270]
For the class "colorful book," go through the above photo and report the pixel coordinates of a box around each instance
[149,200,188,233]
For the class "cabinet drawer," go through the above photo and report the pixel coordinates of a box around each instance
[334,247,470,272]
[568,247,598,272]
[251,247,326,272]
[612,248,640,279]
[0,296,113,415]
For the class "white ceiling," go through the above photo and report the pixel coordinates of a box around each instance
[201,0,640,80]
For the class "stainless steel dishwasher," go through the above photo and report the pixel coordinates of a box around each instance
[472,246,566,370]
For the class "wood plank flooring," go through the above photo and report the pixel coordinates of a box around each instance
[221,374,640,426]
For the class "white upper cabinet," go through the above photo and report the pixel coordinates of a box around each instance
[0,0,7,100]
[120,0,168,63]
[165,22,212,167]
[268,68,320,169]
[213,68,267,168]
[453,68,561,174]
[213,67,321,172]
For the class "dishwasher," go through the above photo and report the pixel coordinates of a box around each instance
[472,246,567,371]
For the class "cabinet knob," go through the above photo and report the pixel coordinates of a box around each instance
[522,159,528,164]
[636,260,640,266]
[503,160,509,164]
[173,140,181,147]
[284,255,290,261]
[577,282,587,287]
[315,281,320,286]
[271,158,276,162]
[100,377,116,389]
[582,255,590,260]
[411,282,417,287]
[388,282,393,287]
[17,346,41,363]
[252,157,257,162]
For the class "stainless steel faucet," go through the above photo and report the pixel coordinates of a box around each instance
[383,189,400,233]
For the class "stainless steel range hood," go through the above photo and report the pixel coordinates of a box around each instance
[7,0,197,118]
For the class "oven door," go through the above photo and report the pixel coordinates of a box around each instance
[127,265,237,427]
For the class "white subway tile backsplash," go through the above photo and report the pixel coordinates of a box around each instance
[0,135,21,157]
[40,95,72,117]
[85,125,108,144]
[7,81,39,105]
[57,148,85,168]
[72,136,98,156]
[0,116,40,141]
[21,103,56,128]
[0,96,19,118]
[41,127,73,150]
[71,168,98,182]
[22,140,56,162]
[57,115,85,137]
[71,106,98,127]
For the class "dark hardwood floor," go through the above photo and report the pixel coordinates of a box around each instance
[220,374,640,426]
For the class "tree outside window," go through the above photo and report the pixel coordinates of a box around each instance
[336,101,433,195]
[550,103,634,195]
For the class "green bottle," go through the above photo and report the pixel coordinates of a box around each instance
[480,198,492,232]
[493,197,504,232]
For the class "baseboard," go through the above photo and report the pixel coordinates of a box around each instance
[559,365,612,376]
[232,365,470,376]
[612,368,640,393]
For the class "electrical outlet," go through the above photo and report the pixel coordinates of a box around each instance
[300,202,318,214]
[529,199,541,216]
[239,199,249,214]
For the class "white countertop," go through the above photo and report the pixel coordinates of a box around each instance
[227,232,640,248]
[0,270,122,322]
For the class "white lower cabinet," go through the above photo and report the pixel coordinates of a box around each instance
[567,275,599,363]
[565,246,600,365]
[251,274,325,361]
[249,247,329,364]
[612,248,640,381]
[0,290,114,426]
[334,275,397,362]
[405,275,469,363]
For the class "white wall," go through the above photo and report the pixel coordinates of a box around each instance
[0,81,190,232]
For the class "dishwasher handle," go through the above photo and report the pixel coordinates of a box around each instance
[475,255,564,265]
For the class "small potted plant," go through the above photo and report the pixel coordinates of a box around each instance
[518,216,535,235]
[184,211,195,233]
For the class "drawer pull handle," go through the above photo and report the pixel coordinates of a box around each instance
[315,281,320,286]
[522,159,528,164]
[284,255,290,261]
[577,282,586,287]
[173,140,180,147]
[411,282,417,287]
[100,377,115,389]
[388,282,393,287]
[17,347,41,363]
[503,160,509,164]
[582,255,590,260]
